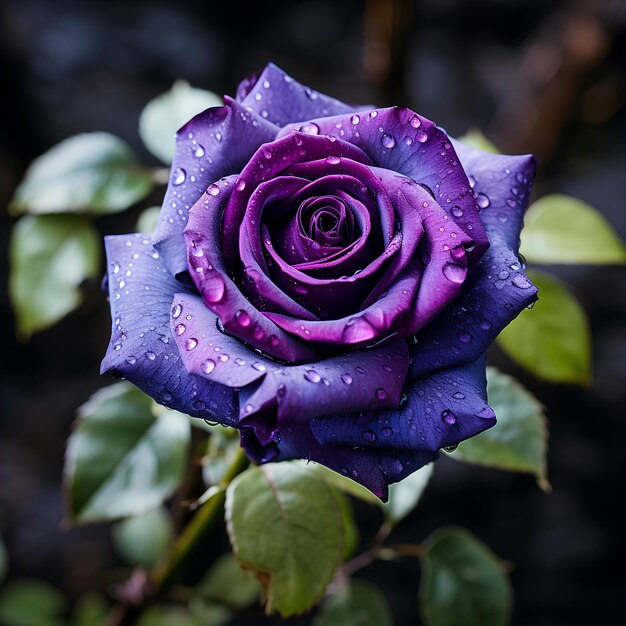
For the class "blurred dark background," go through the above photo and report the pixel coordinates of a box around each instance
[1,0,625,624]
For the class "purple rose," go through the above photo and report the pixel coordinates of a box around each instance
[102,64,537,499]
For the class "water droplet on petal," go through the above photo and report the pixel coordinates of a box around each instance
[442,262,467,284]
[341,373,353,385]
[236,180,246,191]
[173,168,186,185]
[252,362,267,372]
[453,391,466,400]
[417,130,428,143]
[185,337,198,351]
[458,331,472,344]
[382,426,393,437]
[234,357,246,366]
[263,148,272,159]
[304,369,322,383]
[441,409,457,425]
[194,145,205,157]
[351,114,360,125]
[146,351,156,360]
[202,359,216,374]
[204,275,225,303]
[362,430,376,442]
[235,310,251,327]
[270,335,280,347]
[477,406,496,420]
[476,193,490,209]
[301,122,320,135]
[512,274,533,289]
[376,388,387,400]
[326,156,341,165]
[451,206,464,218]
[443,444,458,453]
[208,184,220,197]
[172,303,182,319]
[175,324,186,336]
[126,356,136,365]
[381,133,396,149]
[409,115,421,128]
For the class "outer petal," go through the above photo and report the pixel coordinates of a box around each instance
[237,62,364,127]
[241,423,436,501]
[101,234,238,425]
[311,357,495,453]
[277,107,489,265]
[184,176,318,363]
[239,341,410,446]
[153,97,278,276]
[408,231,538,379]
[452,139,536,249]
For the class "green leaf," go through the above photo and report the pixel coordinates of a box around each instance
[201,426,242,487]
[0,580,67,626]
[225,462,346,617]
[450,368,549,489]
[10,215,100,337]
[303,462,381,506]
[457,129,500,154]
[72,594,108,626]
[497,269,591,384]
[313,580,393,626]
[420,528,512,626]
[139,81,222,164]
[135,206,161,233]
[520,194,626,265]
[0,537,7,585]
[136,606,200,626]
[196,553,260,609]
[384,463,433,524]
[10,133,153,215]
[65,382,190,523]
[111,507,174,567]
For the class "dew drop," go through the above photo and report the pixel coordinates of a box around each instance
[126,356,136,365]
[208,184,220,196]
[326,156,341,165]
[476,406,496,420]
[458,331,472,344]
[442,262,467,284]
[185,337,198,350]
[409,115,421,128]
[252,362,267,372]
[235,309,252,327]
[451,206,464,218]
[173,168,186,185]
[234,358,246,366]
[202,359,216,374]
[301,122,320,135]
[512,274,532,289]
[146,351,156,360]
[381,133,396,149]
[236,180,246,192]
[194,144,205,157]
[382,426,393,437]
[175,323,186,336]
[263,148,272,160]
[453,391,466,400]
[376,388,387,400]
[351,114,360,125]
[270,335,280,347]
[476,193,490,209]
[417,130,428,143]
[204,275,225,303]
[304,369,322,383]
[172,303,182,319]
[443,444,458,453]
[441,409,457,425]
[362,430,376,442]
[341,373,353,385]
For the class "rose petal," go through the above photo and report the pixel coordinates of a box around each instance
[311,356,494,453]
[277,106,489,265]
[240,422,436,500]
[153,97,278,276]
[452,140,536,249]
[237,62,364,127]
[170,293,279,388]
[408,230,538,379]
[101,233,238,425]
[238,341,409,445]
[184,176,318,363]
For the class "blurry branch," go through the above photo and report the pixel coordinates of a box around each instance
[362,0,414,105]
[490,0,613,164]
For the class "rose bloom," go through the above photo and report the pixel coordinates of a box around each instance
[102,64,537,499]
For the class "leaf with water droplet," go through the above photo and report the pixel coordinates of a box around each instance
[65,382,190,523]
[497,270,591,385]
[520,194,626,265]
[10,214,100,338]
[420,527,512,626]
[225,462,346,617]
[448,368,549,490]
[10,132,153,215]
[139,80,222,164]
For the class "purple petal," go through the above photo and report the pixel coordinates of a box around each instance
[101,234,238,425]
[241,422,436,501]
[237,62,363,127]
[238,341,409,446]
[311,356,494,454]
[452,139,536,250]
[170,293,279,388]
[153,97,278,276]
[277,107,489,266]
[408,231,538,379]
[184,176,318,363]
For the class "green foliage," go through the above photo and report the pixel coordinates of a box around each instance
[498,270,591,384]
[521,194,626,265]
[384,463,433,524]
[10,215,100,337]
[10,133,153,215]
[225,462,347,617]
[450,368,549,489]
[136,606,200,626]
[304,462,381,505]
[457,129,500,154]
[139,81,222,164]
[72,594,108,626]
[111,507,175,567]
[65,383,190,523]
[135,206,161,233]
[201,426,242,487]
[0,580,67,626]
[420,528,512,626]
[313,580,393,626]
[196,554,260,609]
